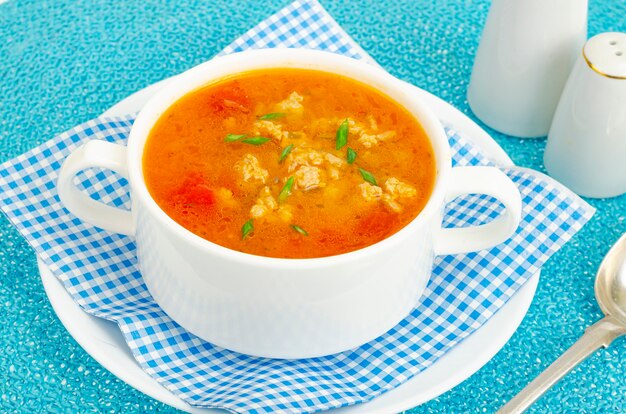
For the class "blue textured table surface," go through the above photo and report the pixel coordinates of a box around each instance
[1,0,625,413]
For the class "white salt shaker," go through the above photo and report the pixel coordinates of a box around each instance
[467,0,588,138]
[544,33,626,198]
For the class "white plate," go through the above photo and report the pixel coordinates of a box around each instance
[39,78,539,414]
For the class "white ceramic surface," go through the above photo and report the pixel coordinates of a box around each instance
[544,32,626,198]
[56,49,523,358]
[467,0,588,138]
[41,75,540,413]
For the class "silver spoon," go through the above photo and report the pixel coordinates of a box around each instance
[498,232,626,413]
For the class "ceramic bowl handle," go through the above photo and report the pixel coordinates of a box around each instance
[434,166,522,256]
[57,140,134,236]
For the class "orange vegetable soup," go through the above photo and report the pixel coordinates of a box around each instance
[143,69,436,258]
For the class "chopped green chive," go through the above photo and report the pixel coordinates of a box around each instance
[241,219,254,240]
[347,147,357,164]
[359,168,377,186]
[278,176,295,203]
[224,133,246,142]
[241,136,271,146]
[259,112,286,120]
[279,144,294,163]
[335,119,349,150]
[291,224,309,236]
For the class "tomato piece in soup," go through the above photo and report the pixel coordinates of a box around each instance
[209,84,251,114]
[357,209,398,240]
[172,174,216,207]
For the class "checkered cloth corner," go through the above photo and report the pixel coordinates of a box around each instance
[0,0,595,413]
[219,0,374,65]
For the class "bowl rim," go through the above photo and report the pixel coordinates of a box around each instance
[127,48,452,269]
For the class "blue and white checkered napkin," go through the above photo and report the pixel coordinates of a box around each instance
[0,0,594,413]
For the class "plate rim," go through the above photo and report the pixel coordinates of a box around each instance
[40,78,538,414]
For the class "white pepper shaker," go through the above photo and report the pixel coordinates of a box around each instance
[544,32,626,198]
[467,0,588,138]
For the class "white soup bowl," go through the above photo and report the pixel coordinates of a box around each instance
[57,49,522,359]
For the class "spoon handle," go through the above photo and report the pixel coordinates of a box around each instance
[498,316,626,414]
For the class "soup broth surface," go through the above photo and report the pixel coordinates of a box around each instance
[143,69,436,258]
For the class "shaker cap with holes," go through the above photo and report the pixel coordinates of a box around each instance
[544,32,626,198]
[583,32,626,79]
